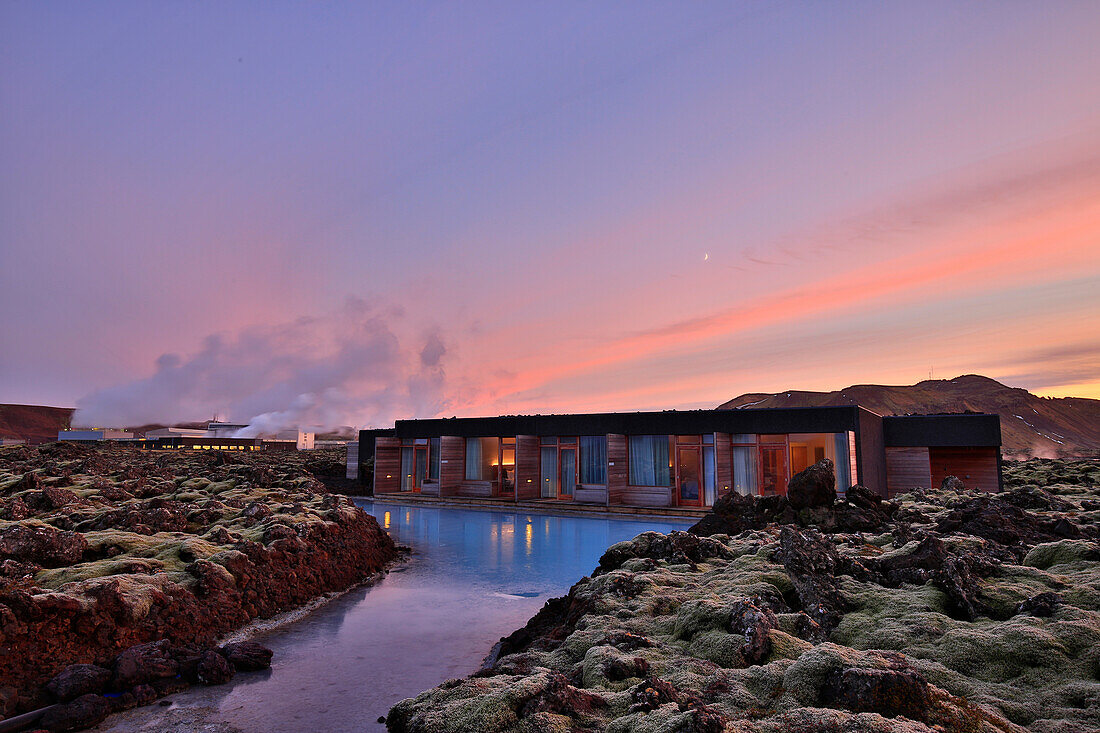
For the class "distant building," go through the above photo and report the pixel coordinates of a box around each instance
[315,439,350,449]
[58,429,134,442]
[207,421,314,450]
[206,422,250,437]
[0,438,26,446]
[144,427,208,439]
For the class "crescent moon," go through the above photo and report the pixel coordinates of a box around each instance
[703,253,709,261]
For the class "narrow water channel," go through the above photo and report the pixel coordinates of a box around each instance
[104,500,694,732]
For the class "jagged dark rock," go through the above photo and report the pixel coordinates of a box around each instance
[45,664,111,703]
[1015,591,1062,617]
[38,693,112,732]
[219,641,273,672]
[728,597,777,665]
[820,663,932,721]
[786,459,836,510]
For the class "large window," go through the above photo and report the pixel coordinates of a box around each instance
[834,433,851,490]
[465,437,498,481]
[628,435,671,486]
[579,436,607,484]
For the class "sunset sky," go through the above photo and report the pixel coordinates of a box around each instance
[2,2,1099,429]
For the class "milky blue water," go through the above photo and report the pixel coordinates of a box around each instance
[139,501,694,732]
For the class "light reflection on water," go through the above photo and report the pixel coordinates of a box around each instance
[201,500,693,732]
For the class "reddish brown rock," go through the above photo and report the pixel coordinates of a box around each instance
[820,664,932,722]
[0,525,87,567]
[113,640,180,688]
[196,650,235,685]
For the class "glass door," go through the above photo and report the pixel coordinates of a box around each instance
[540,447,557,498]
[414,447,428,492]
[400,448,416,492]
[559,449,576,498]
[760,446,787,496]
[676,446,702,506]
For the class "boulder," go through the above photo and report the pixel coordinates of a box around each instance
[38,693,112,732]
[786,459,836,510]
[219,641,273,671]
[820,665,932,721]
[940,475,965,491]
[113,640,180,688]
[729,597,778,665]
[1015,592,1061,617]
[45,664,112,702]
[196,650,235,685]
[0,525,87,567]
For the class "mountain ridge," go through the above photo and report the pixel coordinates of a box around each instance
[719,374,1100,458]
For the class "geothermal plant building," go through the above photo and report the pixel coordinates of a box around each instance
[357,406,1001,509]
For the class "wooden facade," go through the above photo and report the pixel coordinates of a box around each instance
[360,407,1001,508]
[885,447,932,498]
[515,435,540,500]
[930,447,1000,493]
[715,432,732,498]
[439,436,464,496]
[373,437,401,494]
[606,434,627,505]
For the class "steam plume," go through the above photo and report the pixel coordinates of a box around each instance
[75,298,450,432]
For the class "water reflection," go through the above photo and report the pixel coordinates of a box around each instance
[178,502,693,732]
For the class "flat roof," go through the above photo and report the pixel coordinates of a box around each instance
[384,405,868,439]
[359,406,1000,448]
[883,413,1001,447]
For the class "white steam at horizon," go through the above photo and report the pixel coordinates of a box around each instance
[74,298,452,432]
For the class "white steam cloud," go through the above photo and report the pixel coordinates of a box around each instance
[75,298,451,432]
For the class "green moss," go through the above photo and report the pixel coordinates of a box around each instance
[671,599,728,640]
[1023,540,1099,570]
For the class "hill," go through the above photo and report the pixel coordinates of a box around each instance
[0,404,74,445]
[718,374,1100,458]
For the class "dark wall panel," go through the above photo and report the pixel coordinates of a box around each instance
[515,435,539,500]
[439,436,464,496]
[856,409,887,496]
[374,437,401,494]
[607,434,627,505]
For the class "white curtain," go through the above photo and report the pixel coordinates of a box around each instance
[732,446,758,495]
[629,435,670,486]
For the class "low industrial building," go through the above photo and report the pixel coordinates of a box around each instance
[58,429,134,442]
[357,406,1001,510]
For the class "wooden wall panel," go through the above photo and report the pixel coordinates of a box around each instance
[856,410,887,496]
[885,447,931,498]
[715,432,732,498]
[930,447,1001,492]
[848,432,859,491]
[621,486,672,507]
[439,436,465,496]
[374,437,401,494]
[515,435,539,500]
[607,434,627,505]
